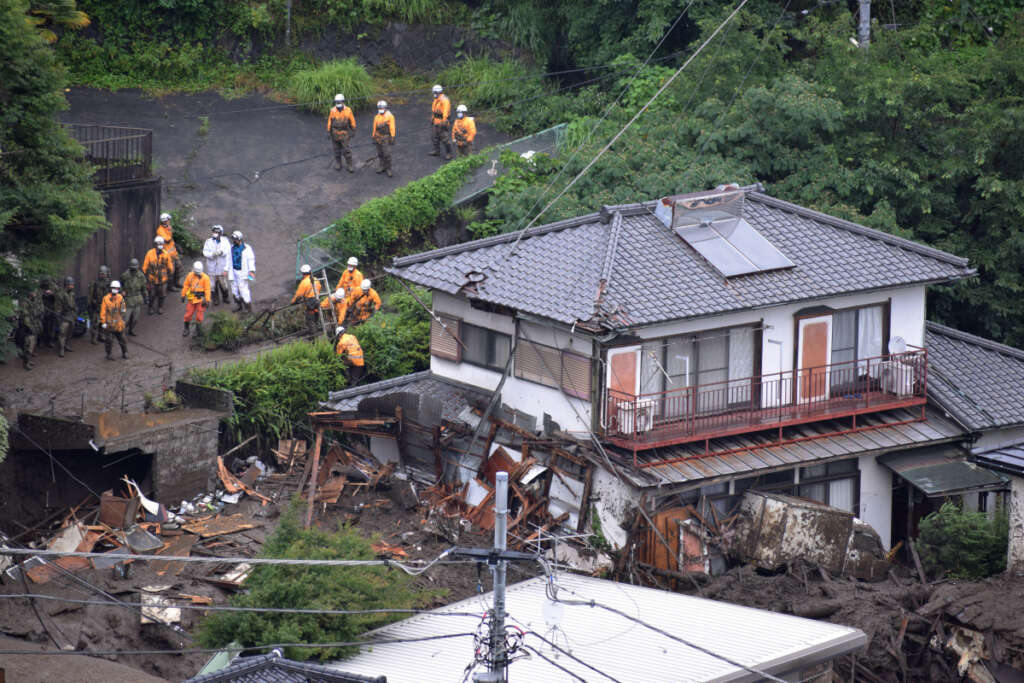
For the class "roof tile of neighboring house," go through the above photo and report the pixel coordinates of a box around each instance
[387,191,973,328]
[182,651,384,683]
[322,370,490,421]
[926,322,1024,431]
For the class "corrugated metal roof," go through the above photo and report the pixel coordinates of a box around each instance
[609,408,966,490]
[329,574,866,683]
[926,322,1024,431]
[879,446,1007,496]
[387,191,974,328]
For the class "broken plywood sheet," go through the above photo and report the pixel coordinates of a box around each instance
[46,523,88,553]
[28,528,104,583]
[548,473,586,530]
[203,562,253,590]
[479,446,518,488]
[182,514,262,539]
[152,533,198,576]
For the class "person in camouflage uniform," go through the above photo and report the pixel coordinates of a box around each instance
[16,290,43,370]
[88,265,110,344]
[39,277,57,348]
[53,276,77,357]
[121,258,147,337]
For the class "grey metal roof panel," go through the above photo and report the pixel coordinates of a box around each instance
[322,371,490,422]
[879,446,1007,496]
[926,322,1024,431]
[183,653,383,683]
[388,191,974,328]
[974,445,1024,476]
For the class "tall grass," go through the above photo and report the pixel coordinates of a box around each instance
[288,58,374,113]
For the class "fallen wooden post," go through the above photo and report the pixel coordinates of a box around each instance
[305,427,323,529]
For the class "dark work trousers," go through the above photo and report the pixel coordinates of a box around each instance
[374,137,393,173]
[105,329,128,358]
[432,123,451,156]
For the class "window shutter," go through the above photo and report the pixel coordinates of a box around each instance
[561,351,592,399]
[430,314,460,361]
[514,339,559,388]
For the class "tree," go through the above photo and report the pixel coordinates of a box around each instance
[916,501,1008,580]
[27,0,90,43]
[198,500,428,661]
[0,0,105,358]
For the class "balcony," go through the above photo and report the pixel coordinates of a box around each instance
[603,348,928,458]
[63,124,153,189]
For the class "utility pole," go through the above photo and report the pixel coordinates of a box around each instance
[858,0,871,49]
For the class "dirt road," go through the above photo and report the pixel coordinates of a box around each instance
[0,88,507,419]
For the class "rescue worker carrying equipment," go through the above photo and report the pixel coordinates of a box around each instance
[54,276,77,357]
[156,212,183,291]
[429,84,453,160]
[327,93,356,173]
[101,280,129,360]
[335,256,363,298]
[88,265,111,344]
[321,287,348,324]
[291,263,323,337]
[229,230,256,313]
[372,100,396,177]
[334,325,365,383]
[452,104,476,157]
[121,258,147,337]
[16,289,43,370]
[143,236,175,315]
[344,278,382,325]
[203,225,232,305]
[181,261,212,337]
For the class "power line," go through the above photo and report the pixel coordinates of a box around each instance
[521,643,589,682]
[522,630,624,683]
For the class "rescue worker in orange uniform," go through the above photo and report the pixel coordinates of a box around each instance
[321,287,348,326]
[452,104,477,157]
[100,280,129,360]
[372,100,396,177]
[335,256,363,299]
[143,236,175,315]
[156,213,183,291]
[327,93,356,173]
[334,326,365,383]
[344,278,381,326]
[429,84,452,160]
[181,261,212,337]
[291,264,323,337]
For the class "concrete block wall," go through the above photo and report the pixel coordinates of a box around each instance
[1009,476,1024,575]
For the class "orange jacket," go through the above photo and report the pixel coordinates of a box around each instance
[156,223,178,258]
[372,111,396,141]
[143,247,175,284]
[321,295,347,322]
[452,116,476,144]
[335,333,364,366]
[100,292,127,332]
[335,267,363,296]
[291,275,322,304]
[345,287,381,322]
[182,272,211,304]
[327,106,356,134]
[431,95,450,125]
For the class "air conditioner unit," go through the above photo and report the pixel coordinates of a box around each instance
[880,360,915,397]
[617,399,655,433]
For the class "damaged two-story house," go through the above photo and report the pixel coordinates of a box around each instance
[322,183,1013,560]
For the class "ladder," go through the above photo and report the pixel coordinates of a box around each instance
[314,268,336,340]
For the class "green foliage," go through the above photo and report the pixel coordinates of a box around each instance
[199,499,424,661]
[202,311,246,351]
[916,501,1008,580]
[26,0,90,44]
[288,58,374,113]
[1,0,107,360]
[356,286,431,383]
[188,339,349,443]
[169,207,203,257]
[320,154,485,266]
[0,413,8,464]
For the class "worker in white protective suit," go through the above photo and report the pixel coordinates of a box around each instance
[202,224,232,305]
[227,230,255,313]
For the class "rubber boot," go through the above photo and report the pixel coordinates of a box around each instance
[157,298,164,315]
[22,355,32,370]
[245,302,252,313]
[212,289,220,306]
[90,327,98,345]
[346,155,354,173]
[147,302,154,315]
[386,168,393,178]
[193,323,201,338]
[64,342,73,353]
[122,348,129,360]
[183,321,190,337]
[233,299,244,313]
[335,157,343,171]
[58,345,64,358]
[105,352,113,361]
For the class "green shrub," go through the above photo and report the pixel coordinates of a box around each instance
[356,286,431,383]
[0,414,8,464]
[188,339,349,443]
[289,59,374,113]
[199,499,425,661]
[916,501,1009,580]
[168,205,203,257]
[319,154,485,266]
[202,311,246,351]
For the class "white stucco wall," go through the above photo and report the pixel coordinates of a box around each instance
[589,465,641,550]
[858,454,894,549]
[1010,475,1024,575]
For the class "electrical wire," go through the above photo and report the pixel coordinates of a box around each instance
[521,643,589,682]
[522,630,624,683]
[9,425,103,498]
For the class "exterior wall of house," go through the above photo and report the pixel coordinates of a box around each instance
[858,454,894,549]
[971,426,1024,455]
[1009,475,1024,575]
[590,464,641,550]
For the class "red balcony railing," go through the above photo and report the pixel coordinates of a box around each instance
[604,347,927,454]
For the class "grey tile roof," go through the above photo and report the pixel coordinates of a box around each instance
[973,445,1024,476]
[926,322,1024,431]
[183,651,384,683]
[322,371,490,422]
[387,191,974,328]
[607,408,965,490]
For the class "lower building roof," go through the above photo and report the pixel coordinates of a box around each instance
[972,445,1024,477]
[329,574,866,683]
[322,370,490,422]
[879,445,1007,497]
[184,650,384,683]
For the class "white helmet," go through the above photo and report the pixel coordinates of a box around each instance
[456,104,468,114]
[377,100,387,110]
[432,84,443,95]
[333,288,346,301]
[211,224,223,234]
[347,256,358,267]
[334,93,345,104]
[335,325,345,336]
[361,279,371,291]
[193,261,203,273]
[154,236,165,245]
[232,230,243,240]
[110,280,121,290]
[300,264,311,274]
[159,212,171,222]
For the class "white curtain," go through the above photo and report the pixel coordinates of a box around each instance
[857,306,884,374]
[829,478,856,513]
[728,327,755,405]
